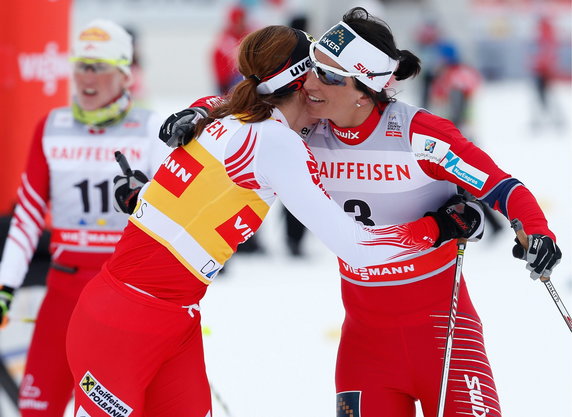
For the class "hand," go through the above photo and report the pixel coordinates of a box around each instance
[426,194,485,247]
[158,107,208,148]
[113,170,149,214]
[512,235,562,280]
[0,285,15,329]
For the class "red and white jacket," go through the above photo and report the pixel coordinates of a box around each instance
[307,100,553,286]
[0,107,168,288]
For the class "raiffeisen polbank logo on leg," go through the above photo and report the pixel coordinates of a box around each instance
[319,24,355,57]
[80,371,133,417]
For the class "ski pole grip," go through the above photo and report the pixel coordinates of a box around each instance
[115,151,133,176]
[510,218,549,282]
[510,219,529,249]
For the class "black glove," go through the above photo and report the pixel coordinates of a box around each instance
[113,170,149,214]
[158,107,208,148]
[0,285,15,329]
[426,194,485,247]
[512,235,562,280]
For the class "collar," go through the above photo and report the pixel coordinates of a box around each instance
[330,107,382,145]
[72,91,132,127]
[270,108,289,128]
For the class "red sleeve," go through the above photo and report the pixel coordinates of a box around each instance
[506,186,555,241]
[189,96,224,111]
[411,111,511,197]
[411,111,555,240]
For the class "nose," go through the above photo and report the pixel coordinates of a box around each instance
[304,69,319,89]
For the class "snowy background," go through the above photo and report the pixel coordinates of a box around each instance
[1,1,571,416]
[1,80,570,417]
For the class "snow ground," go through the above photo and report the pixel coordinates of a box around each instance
[1,81,571,417]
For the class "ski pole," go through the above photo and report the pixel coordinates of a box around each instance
[210,381,234,417]
[436,238,467,417]
[510,219,572,333]
[114,150,133,176]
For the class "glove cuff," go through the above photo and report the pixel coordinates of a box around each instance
[425,211,451,247]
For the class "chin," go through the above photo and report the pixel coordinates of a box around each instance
[77,99,100,111]
[306,106,326,120]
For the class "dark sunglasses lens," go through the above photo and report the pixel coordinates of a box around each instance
[317,67,345,86]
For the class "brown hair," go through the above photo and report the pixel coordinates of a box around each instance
[195,25,298,136]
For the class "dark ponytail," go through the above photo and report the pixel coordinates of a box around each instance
[343,7,421,104]
[394,49,421,81]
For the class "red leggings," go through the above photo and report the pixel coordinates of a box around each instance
[66,268,211,417]
[336,269,501,417]
[19,265,98,417]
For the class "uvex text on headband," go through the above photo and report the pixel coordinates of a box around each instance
[314,21,398,92]
[256,29,314,96]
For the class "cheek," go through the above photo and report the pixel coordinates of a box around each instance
[102,73,126,96]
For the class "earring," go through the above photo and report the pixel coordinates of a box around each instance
[356,102,362,108]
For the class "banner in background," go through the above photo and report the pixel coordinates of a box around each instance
[0,0,72,215]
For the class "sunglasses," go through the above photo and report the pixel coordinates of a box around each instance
[72,60,117,74]
[308,42,393,86]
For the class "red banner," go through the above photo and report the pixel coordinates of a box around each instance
[0,0,72,215]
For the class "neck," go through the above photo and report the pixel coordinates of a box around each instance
[277,92,317,133]
[335,101,375,128]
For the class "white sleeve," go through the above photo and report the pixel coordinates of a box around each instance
[254,124,429,268]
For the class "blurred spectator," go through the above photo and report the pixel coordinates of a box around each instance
[212,4,251,95]
[212,5,262,255]
[530,15,565,130]
[429,42,481,133]
[415,18,443,108]
[429,42,503,238]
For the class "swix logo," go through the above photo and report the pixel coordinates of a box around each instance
[333,128,359,140]
[464,374,490,417]
[18,42,69,96]
[154,148,204,197]
[216,206,263,251]
[290,58,312,77]
[354,63,375,79]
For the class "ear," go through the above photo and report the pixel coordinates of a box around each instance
[384,74,396,89]
[355,92,371,108]
[122,71,134,89]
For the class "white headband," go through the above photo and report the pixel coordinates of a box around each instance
[315,21,398,92]
[256,56,312,95]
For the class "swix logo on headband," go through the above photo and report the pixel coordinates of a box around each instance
[319,24,355,57]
